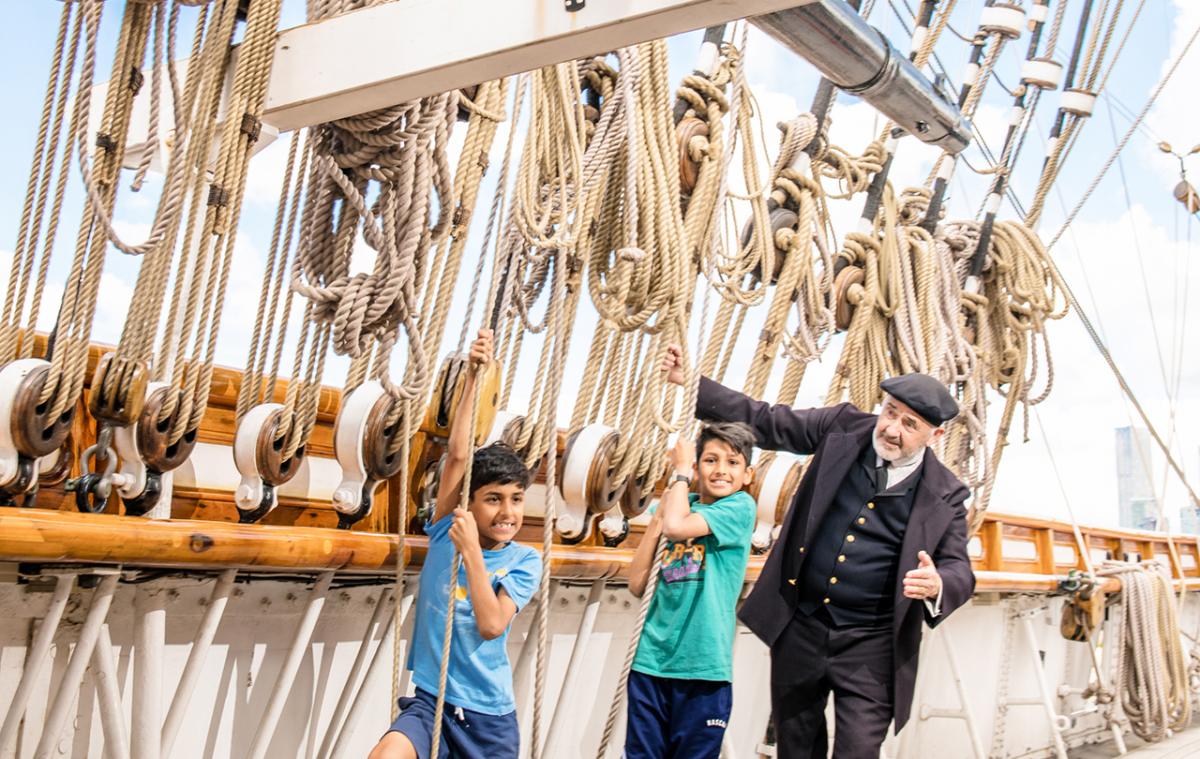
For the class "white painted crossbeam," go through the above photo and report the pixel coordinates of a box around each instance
[263,0,815,131]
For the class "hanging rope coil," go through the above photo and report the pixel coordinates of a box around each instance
[1098,560,1192,742]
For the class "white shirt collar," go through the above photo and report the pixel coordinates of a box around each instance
[876,449,924,489]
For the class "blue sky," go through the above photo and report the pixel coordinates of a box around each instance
[0,1,1196,530]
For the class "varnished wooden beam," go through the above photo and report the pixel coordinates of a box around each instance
[0,507,705,579]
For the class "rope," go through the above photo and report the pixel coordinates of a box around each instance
[37,0,153,425]
[0,0,81,363]
[1045,21,1199,252]
[428,121,520,750]
[593,259,707,759]
[1098,560,1192,741]
[153,0,282,447]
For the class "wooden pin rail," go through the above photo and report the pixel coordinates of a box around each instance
[23,334,574,536]
[3,507,1200,593]
[0,507,705,581]
[7,334,1200,590]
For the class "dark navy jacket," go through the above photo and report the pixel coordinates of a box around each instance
[695,377,974,730]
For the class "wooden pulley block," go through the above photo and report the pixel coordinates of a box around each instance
[332,380,386,528]
[36,443,72,487]
[363,393,406,481]
[557,423,625,541]
[1059,585,1106,642]
[135,386,198,472]
[745,453,806,553]
[676,116,709,195]
[1174,181,1200,214]
[833,265,866,331]
[87,353,150,426]
[255,408,304,485]
[234,403,305,522]
[415,451,446,525]
[422,354,502,446]
[101,381,174,518]
[5,359,74,460]
[618,464,665,520]
[740,206,800,286]
[405,430,443,525]
[483,410,526,450]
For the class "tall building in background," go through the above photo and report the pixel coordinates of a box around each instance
[1115,426,1157,530]
[1180,507,1200,535]
[1186,446,1200,535]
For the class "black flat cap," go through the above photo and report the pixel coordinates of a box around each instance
[880,374,959,425]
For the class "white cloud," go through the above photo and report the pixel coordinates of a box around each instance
[241,137,291,209]
[1140,0,1200,186]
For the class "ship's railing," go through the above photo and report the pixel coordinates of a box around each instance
[4,507,1200,595]
[971,513,1200,591]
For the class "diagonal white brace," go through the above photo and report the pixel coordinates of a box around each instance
[315,587,396,759]
[161,569,238,758]
[328,582,418,759]
[33,571,121,759]
[247,571,335,759]
[0,572,77,756]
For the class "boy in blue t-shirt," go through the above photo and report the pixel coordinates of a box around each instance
[625,422,758,759]
[369,329,541,759]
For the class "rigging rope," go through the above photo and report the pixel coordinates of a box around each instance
[1034,20,1200,509]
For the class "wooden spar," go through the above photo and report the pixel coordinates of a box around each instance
[4,507,1200,594]
[0,507,642,579]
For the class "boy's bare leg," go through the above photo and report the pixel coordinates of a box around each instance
[367,731,418,759]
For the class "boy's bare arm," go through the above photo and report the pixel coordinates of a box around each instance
[432,330,493,525]
[450,508,518,639]
[628,512,663,598]
[660,436,712,542]
[659,479,710,542]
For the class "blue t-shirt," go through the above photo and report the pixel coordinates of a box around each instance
[409,517,541,715]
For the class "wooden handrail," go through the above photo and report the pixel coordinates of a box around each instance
[5,507,1200,594]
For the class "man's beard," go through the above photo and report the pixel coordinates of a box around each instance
[873,432,903,462]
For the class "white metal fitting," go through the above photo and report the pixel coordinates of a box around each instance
[557,422,618,539]
[751,453,799,551]
[0,358,48,488]
[1059,88,1097,118]
[331,381,386,515]
[233,402,284,514]
[979,3,1026,40]
[113,381,175,518]
[598,507,627,540]
[1021,58,1064,91]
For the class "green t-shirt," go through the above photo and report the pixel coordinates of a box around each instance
[632,490,756,682]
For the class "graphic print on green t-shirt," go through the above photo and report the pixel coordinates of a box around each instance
[660,540,707,584]
[632,490,756,682]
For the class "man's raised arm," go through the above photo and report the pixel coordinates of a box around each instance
[662,344,847,456]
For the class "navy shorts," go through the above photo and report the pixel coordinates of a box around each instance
[386,688,519,759]
[624,669,732,759]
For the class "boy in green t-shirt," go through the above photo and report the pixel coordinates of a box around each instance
[626,422,758,759]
